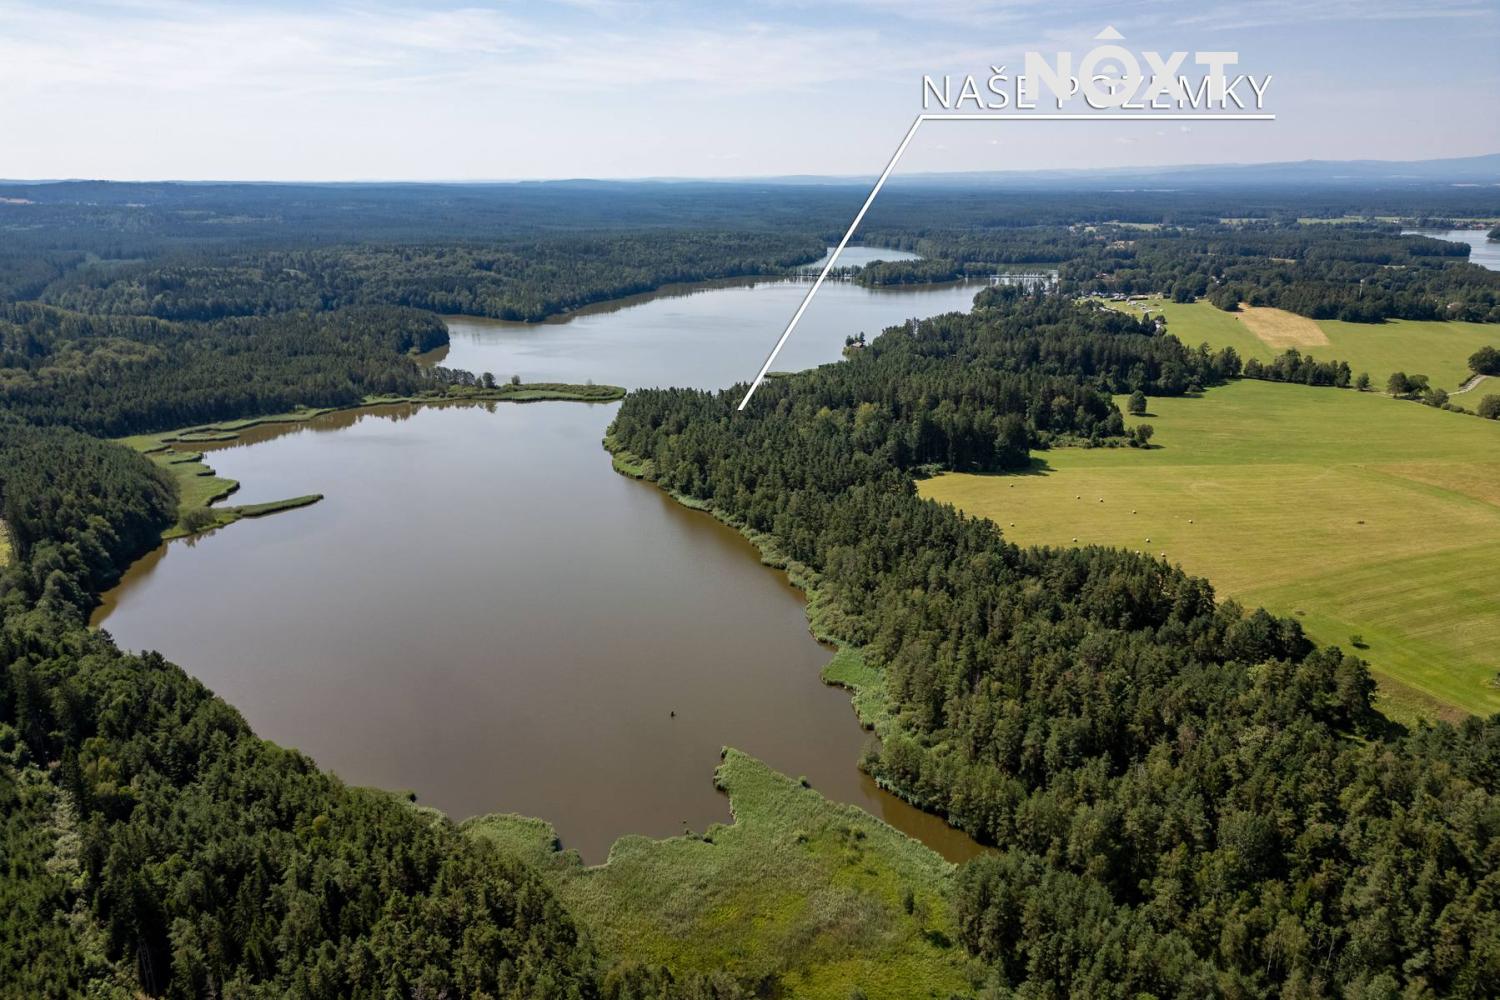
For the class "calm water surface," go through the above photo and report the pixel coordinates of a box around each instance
[800,245,920,269]
[95,257,987,862]
[1403,228,1500,271]
[433,268,971,389]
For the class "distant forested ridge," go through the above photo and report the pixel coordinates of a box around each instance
[4,176,1494,252]
[37,234,826,324]
[608,290,1499,998]
[0,185,834,437]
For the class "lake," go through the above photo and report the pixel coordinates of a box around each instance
[94,258,988,862]
[1403,228,1500,271]
[430,255,963,391]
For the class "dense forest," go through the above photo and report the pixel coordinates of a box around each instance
[4,180,1497,332]
[0,416,775,999]
[856,216,1500,326]
[2,179,1498,997]
[36,234,827,324]
[0,183,868,997]
[857,257,969,286]
[608,290,1498,998]
[1063,225,1500,323]
[5,177,1495,253]
[0,303,449,435]
[0,419,595,996]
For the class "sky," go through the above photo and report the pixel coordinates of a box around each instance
[0,0,1496,181]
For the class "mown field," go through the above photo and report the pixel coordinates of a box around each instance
[465,749,976,1000]
[1112,297,1497,391]
[920,379,1500,723]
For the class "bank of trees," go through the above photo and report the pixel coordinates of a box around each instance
[856,258,966,286]
[1243,350,1352,387]
[4,179,1499,997]
[0,224,830,438]
[0,421,175,611]
[1068,225,1500,323]
[36,233,825,324]
[0,302,446,435]
[860,223,1500,325]
[607,292,1499,998]
[0,209,838,998]
[0,419,635,999]
[0,418,794,999]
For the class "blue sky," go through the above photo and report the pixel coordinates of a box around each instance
[1,0,1496,180]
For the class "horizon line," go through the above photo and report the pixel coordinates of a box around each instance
[7,149,1500,189]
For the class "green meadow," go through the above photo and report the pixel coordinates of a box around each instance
[920,380,1500,723]
[464,749,975,1000]
[1112,297,1497,391]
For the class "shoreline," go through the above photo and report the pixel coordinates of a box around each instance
[427,249,1020,334]
[440,276,994,331]
[458,748,971,993]
[118,380,624,545]
[98,387,985,867]
[605,433,987,861]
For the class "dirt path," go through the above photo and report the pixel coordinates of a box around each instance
[1453,373,1490,395]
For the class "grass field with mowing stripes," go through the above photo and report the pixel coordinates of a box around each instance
[920,379,1500,723]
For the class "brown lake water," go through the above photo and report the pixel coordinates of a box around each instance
[94,260,988,862]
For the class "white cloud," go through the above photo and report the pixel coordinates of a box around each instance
[0,1,994,99]
[0,0,1492,179]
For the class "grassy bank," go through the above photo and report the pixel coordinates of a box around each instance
[464,749,975,1000]
[163,493,326,541]
[1107,296,1495,391]
[120,444,324,541]
[136,448,242,538]
[920,378,1500,723]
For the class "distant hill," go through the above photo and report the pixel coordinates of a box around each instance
[6,154,1498,193]
[887,153,1500,190]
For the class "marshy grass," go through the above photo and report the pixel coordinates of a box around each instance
[464,750,976,1000]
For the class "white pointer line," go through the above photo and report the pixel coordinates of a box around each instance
[736,111,1276,411]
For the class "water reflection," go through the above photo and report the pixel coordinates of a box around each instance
[97,273,990,863]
